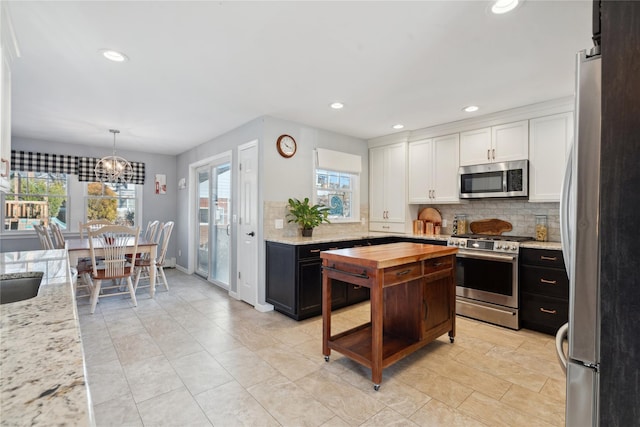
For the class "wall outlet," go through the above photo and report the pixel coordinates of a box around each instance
[275,219,284,229]
[178,249,182,257]
[361,217,366,225]
[442,219,448,227]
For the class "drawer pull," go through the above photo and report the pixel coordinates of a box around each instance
[309,249,321,253]
[353,285,363,290]
[540,278,557,285]
[540,256,558,261]
[382,226,390,229]
[539,307,557,314]
[329,247,339,250]
[323,265,369,280]
[396,269,413,277]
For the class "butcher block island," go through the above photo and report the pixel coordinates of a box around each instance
[321,242,457,390]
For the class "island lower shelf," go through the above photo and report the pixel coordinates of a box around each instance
[321,242,458,389]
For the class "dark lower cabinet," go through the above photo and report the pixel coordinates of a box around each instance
[266,236,442,320]
[519,248,569,335]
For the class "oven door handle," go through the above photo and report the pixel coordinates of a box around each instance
[456,251,517,262]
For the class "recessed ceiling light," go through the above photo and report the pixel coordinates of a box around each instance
[392,124,404,130]
[463,105,479,113]
[100,49,129,62]
[330,102,344,110]
[491,0,520,14]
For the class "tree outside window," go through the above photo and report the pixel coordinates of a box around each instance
[86,182,137,226]
[4,171,68,230]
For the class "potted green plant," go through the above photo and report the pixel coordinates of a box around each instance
[286,197,330,237]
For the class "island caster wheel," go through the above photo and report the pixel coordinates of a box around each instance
[373,384,380,391]
[450,337,455,343]
[324,356,330,362]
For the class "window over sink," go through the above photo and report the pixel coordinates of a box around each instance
[313,148,361,223]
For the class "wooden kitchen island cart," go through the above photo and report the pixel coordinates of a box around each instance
[321,242,458,390]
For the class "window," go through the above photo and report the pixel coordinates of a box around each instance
[314,149,361,222]
[86,182,138,226]
[4,171,68,231]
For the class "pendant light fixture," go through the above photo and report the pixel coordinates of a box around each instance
[94,129,133,184]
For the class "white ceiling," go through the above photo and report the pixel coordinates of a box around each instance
[6,1,593,155]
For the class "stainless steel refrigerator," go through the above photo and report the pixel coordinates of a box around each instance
[557,47,601,427]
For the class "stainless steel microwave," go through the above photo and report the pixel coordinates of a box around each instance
[459,160,528,199]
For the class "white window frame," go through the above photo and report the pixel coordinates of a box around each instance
[83,181,143,227]
[312,149,361,223]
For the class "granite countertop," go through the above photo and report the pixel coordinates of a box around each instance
[0,249,94,426]
[265,232,561,250]
[265,232,451,245]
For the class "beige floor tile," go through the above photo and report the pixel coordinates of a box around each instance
[295,370,386,425]
[453,348,549,392]
[540,377,566,402]
[137,387,212,426]
[410,399,487,427]
[77,270,567,427]
[248,374,335,427]
[85,361,130,406]
[458,391,556,427]
[92,393,143,427]
[112,332,163,365]
[171,351,234,395]
[256,343,322,382]
[404,354,511,399]
[395,365,473,408]
[195,380,280,426]
[122,354,184,403]
[360,407,418,426]
[500,384,566,426]
[214,346,280,388]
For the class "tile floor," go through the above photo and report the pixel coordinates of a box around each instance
[77,269,566,427]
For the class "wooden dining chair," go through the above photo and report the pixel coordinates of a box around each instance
[33,224,54,250]
[49,222,66,249]
[79,219,112,238]
[86,225,140,314]
[133,221,174,293]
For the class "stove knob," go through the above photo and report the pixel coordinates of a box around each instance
[459,241,466,248]
[495,244,502,250]
[510,245,518,251]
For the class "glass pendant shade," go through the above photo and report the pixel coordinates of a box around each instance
[95,129,133,184]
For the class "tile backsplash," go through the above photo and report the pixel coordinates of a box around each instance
[264,201,369,239]
[425,200,561,242]
[265,200,561,242]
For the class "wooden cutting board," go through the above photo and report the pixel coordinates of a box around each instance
[418,207,442,224]
[469,219,512,235]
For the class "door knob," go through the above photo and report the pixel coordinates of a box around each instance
[246,231,255,236]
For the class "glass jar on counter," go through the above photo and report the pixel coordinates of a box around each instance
[535,215,548,242]
[456,214,467,235]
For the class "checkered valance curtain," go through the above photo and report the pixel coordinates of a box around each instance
[11,150,146,184]
[76,156,146,184]
[11,150,77,174]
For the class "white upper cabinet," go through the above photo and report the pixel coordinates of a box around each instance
[528,112,574,202]
[369,142,407,230]
[408,134,459,204]
[460,120,529,166]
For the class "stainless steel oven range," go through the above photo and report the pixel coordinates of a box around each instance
[448,234,533,330]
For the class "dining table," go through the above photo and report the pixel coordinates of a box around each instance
[66,236,159,297]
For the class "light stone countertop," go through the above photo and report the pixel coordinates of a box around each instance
[0,249,94,426]
[265,232,561,250]
[265,232,451,245]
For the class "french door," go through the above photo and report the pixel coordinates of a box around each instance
[195,157,231,287]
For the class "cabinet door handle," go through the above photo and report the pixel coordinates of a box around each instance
[487,149,491,161]
[382,226,390,229]
[395,269,413,277]
[540,256,558,261]
[492,148,495,160]
[540,278,557,285]
[540,307,557,314]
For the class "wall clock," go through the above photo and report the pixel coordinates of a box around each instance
[276,134,297,158]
